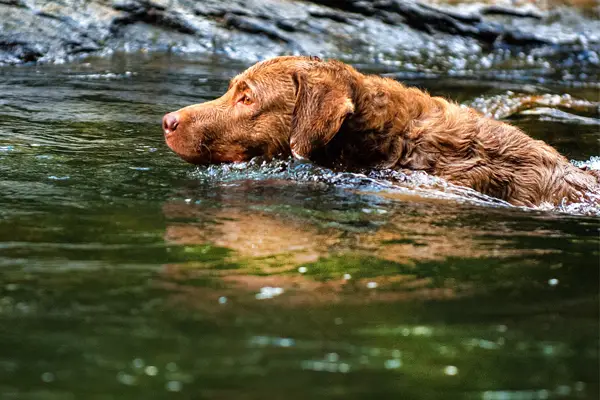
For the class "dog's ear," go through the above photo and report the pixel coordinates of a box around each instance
[290,71,354,160]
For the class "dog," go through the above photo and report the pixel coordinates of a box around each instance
[162,56,598,207]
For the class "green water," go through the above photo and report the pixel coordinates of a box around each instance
[0,54,598,399]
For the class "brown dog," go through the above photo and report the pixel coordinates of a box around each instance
[162,56,598,207]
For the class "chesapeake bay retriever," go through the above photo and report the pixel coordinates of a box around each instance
[162,56,599,207]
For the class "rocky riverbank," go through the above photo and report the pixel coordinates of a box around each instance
[1,0,599,81]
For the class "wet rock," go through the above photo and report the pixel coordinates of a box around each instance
[112,1,200,35]
[480,5,543,20]
[0,39,44,63]
[224,14,294,44]
[0,0,598,85]
[309,0,550,44]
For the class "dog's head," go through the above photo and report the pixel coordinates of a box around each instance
[162,56,356,164]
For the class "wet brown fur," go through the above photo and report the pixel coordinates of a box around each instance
[164,56,599,207]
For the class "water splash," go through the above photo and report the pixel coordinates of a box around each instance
[191,157,510,204]
[468,92,600,120]
[189,156,600,216]
[571,155,600,170]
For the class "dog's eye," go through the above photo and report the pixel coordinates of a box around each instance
[239,95,253,105]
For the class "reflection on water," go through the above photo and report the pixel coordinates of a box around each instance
[0,54,598,399]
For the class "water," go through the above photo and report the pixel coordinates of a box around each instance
[0,54,598,399]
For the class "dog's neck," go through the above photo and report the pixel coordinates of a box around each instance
[332,73,441,170]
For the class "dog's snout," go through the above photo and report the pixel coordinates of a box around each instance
[162,113,180,135]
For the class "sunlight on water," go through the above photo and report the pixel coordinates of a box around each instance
[72,71,136,80]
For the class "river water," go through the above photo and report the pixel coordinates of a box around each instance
[0,54,598,399]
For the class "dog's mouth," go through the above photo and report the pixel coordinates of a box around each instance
[163,129,176,139]
[166,137,253,166]
[164,133,205,163]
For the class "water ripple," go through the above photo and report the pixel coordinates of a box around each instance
[190,157,600,215]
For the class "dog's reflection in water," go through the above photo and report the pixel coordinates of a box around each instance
[159,188,544,306]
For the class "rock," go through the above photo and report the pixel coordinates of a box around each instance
[0,0,598,85]
[224,14,294,44]
[311,0,549,44]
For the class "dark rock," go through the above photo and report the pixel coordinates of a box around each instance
[309,9,351,23]
[0,39,44,63]
[194,4,226,18]
[275,20,298,32]
[0,0,25,7]
[112,1,199,35]
[480,5,543,20]
[502,30,550,46]
[352,1,377,16]
[224,14,293,44]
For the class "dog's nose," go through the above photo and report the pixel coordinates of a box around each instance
[162,113,179,135]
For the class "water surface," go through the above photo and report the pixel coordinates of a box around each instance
[0,54,598,399]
